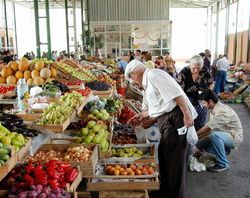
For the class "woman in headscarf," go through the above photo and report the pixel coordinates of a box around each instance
[177,55,214,130]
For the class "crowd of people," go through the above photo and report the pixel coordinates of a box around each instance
[121,49,243,198]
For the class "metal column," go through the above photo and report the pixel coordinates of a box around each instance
[86,0,90,46]
[34,0,41,58]
[65,0,77,57]
[234,0,239,64]
[81,0,85,51]
[215,1,220,58]
[224,0,230,56]
[13,1,18,56]
[33,0,52,59]
[45,0,52,59]
[3,0,9,49]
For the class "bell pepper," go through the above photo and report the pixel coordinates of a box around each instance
[23,174,34,186]
[65,167,78,183]
[47,169,60,180]
[48,179,59,189]
[59,163,72,170]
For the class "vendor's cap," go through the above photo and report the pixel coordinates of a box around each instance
[124,59,145,81]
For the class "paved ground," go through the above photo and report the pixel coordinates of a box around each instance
[187,103,250,198]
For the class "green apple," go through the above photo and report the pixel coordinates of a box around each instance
[87,121,96,129]
[80,128,89,136]
[1,136,11,145]
[100,109,107,114]
[92,135,101,144]
[93,125,101,133]
[92,109,99,115]
[96,112,102,119]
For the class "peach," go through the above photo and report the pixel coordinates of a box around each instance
[135,169,142,175]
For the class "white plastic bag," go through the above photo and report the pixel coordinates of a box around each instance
[186,126,198,146]
[177,125,198,146]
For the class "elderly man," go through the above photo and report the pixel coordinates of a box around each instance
[197,90,243,172]
[125,60,197,198]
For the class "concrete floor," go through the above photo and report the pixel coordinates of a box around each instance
[187,104,250,198]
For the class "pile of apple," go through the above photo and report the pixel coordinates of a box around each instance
[57,62,97,82]
[78,120,110,152]
[87,109,111,122]
[111,147,144,158]
[105,163,156,176]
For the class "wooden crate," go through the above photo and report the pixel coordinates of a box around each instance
[0,148,17,182]
[17,138,32,161]
[66,166,83,193]
[86,174,159,191]
[99,190,149,198]
[102,144,156,164]
[36,143,99,177]
[76,97,88,115]
[17,111,42,122]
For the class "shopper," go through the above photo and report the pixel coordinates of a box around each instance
[128,51,134,62]
[155,56,166,70]
[117,58,128,73]
[196,90,243,172]
[204,49,211,71]
[177,55,214,130]
[144,53,155,69]
[135,49,142,61]
[211,54,223,79]
[164,52,175,77]
[3,51,13,64]
[214,54,230,94]
[125,60,197,198]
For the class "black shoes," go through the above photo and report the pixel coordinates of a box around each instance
[207,165,229,173]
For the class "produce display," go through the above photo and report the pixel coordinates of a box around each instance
[39,91,83,125]
[104,163,156,176]
[28,146,92,163]
[112,123,137,145]
[62,80,83,86]
[0,112,39,137]
[0,57,57,86]
[39,103,73,125]
[44,80,70,94]
[118,106,136,124]
[57,62,97,82]
[85,81,111,91]
[111,147,144,158]
[2,160,78,190]
[77,120,110,151]
[105,98,123,114]
[0,143,11,166]
[87,108,111,122]
[7,185,71,198]
[76,87,92,96]
[0,123,27,151]
[0,85,16,94]
[67,120,86,130]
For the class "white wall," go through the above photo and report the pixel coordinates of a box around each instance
[170,8,207,60]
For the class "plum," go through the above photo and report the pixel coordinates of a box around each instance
[29,191,38,197]
[37,193,47,198]
[47,192,57,198]
[8,195,16,198]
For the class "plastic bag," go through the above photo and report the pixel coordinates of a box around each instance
[189,155,206,172]
[177,125,198,146]
[186,126,198,146]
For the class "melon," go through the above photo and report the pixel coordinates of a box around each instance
[6,76,17,84]
[50,68,57,78]
[18,60,29,72]
[35,61,45,71]
[27,78,34,86]
[29,63,35,71]
[11,61,18,71]
[40,68,51,79]
[7,61,13,68]
[31,70,40,79]
[15,71,24,79]
[0,77,6,83]
[20,57,29,62]
[34,76,44,86]
[24,70,31,79]
[2,67,12,78]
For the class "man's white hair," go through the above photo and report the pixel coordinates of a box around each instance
[190,55,204,67]
[124,59,146,80]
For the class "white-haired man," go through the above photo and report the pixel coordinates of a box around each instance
[125,60,197,198]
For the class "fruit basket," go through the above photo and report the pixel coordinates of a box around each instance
[86,163,159,191]
[28,143,99,177]
[102,144,156,164]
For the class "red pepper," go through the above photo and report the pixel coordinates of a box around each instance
[48,179,59,189]
[59,163,71,170]
[60,181,67,188]
[23,174,34,186]
[47,169,60,180]
[65,167,78,183]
